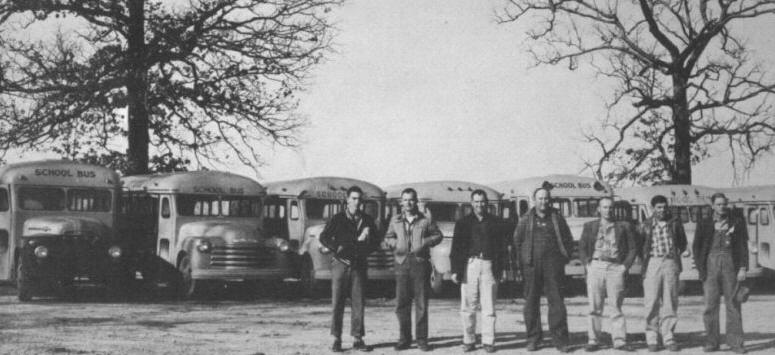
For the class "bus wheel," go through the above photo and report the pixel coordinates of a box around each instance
[177,255,200,299]
[299,256,320,298]
[16,262,32,302]
[430,270,444,296]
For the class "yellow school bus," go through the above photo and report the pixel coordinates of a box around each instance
[121,171,294,298]
[491,175,614,278]
[0,160,128,301]
[384,181,503,293]
[722,185,774,274]
[263,177,391,294]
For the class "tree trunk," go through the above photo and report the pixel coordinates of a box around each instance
[125,0,149,175]
[672,73,692,184]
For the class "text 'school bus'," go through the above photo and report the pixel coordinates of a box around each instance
[120,172,294,298]
[616,185,762,280]
[0,160,129,301]
[490,175,614,278]
[723,185,775,273]
[384,181,503,293]
[263,177,391,293]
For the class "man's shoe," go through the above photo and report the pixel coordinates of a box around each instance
[352,340,372,352]
[667,343,680,352]
[462,343,476,352]
[731,347,747,354]
[483,344,496,353]
[584,343,599,352]
[703,344,719,352]
[614,344,632,352]
[393,341,411,351]
[557,344,571,353]
[417,341,432,352]
[647,344,659,352]
[331,339,343,352]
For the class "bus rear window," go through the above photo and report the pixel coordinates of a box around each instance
[68,189,112,212]
[18,187,65,211]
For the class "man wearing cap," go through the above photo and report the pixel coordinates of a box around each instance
[319,185,378,352]
[693,192,749,354]
[513,187,574,352]
[579,196,638,352]
[383,188,443,352]
[640,195,687,352]
[450,189,510,353]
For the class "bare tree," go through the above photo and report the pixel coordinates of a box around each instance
[0,0,340,174]
[498,0,775,185]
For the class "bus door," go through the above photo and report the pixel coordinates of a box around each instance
[0,187,11,281]
[157,195,175,263]
[748,205,775,270]
[263,196,290,240]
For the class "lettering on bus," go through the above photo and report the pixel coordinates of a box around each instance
[34,169,96,178]
[192,186,245,194]
[550,182,593,189]
[313,190,347,199]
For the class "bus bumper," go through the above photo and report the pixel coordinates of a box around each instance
[191,267,294,281]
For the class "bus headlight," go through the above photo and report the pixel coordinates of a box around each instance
[34,246,49,258]
[196,240,213,253]
[274,238,290,252]
[751,246,759,254]
[108,246,122,259]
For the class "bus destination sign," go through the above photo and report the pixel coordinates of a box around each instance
[193,186,245,194]
[34,169,96,178]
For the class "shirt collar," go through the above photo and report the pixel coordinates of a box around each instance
[346,208,361,221]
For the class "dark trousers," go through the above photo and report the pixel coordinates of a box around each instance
[522,256,570,347]
[331,259,366,338]
[395,255,431,343]
[702,253,744,348]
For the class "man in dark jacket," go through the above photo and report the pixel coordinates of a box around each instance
[512,187,574,352]
[693,192,748,354]
[578,196,637,351]
[319,186,378,352]
[450,189,509,353]
[383,188,443,352]
[640,195,687,352]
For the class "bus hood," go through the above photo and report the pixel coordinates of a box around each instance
[22,216,111,238]
[178,220,262,244]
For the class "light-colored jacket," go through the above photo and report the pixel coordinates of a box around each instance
[383,212,443,265]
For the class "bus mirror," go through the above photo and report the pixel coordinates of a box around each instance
[0,229,7,252]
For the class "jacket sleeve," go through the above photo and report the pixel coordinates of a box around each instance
[422,219,444,248]
[383,218,397,249]
[558,215,574,261]
[450,219,466,277]
[623,221,638,270]
[513,218,526,267]
[319,215,339,250]
[692,221,705,272]
[675,220,688,254]
[578,223,591,265]
[737,217,750,271]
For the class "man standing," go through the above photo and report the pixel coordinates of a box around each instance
[513,187,573,352]
[640,195,687,352]
[383,188,443,352]
[693,192,748,354]
[450,189,509,353]
[319,186,377,352]
[579,197,638,351]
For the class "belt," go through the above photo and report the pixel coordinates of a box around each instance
[469,253,492,261]
[592,256,619,263]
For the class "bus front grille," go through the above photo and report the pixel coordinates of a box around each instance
[210,244,274,268]
[367,249,394,269]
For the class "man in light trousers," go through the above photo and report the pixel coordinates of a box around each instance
[578,197,638,352]
[640,194,687,352]
[450,189,509,353]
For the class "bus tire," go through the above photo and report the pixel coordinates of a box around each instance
[177,255,200,299]
[16,262,32,302]
[430,269,444,296]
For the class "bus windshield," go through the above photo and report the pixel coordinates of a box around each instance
[552,198,572,218]
[306,199,342,220]
[177,194,261,217]
[18,187,65,211]
[575,198,599,218]
[68,188,112,212]
[426,203,460,222]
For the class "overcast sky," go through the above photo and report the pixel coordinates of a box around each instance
[8,0,775,188]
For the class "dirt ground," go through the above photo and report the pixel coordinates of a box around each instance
[2,281,775,355]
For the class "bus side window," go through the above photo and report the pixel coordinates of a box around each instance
[518,199,529,216]
[748,208,758,225]
[161,198,170,218]
[0,188,8,211]
[761,207,770,226]
[290,200,299,220]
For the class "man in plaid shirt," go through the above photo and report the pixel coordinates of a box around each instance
[640,195,687,352]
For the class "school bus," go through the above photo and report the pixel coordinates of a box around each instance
[0,160,128,301]
[263,177,391,294]
[384,181,503,293]
[121,171,294,298]
[724,185,775,274]
[491,175,614,278]
[616,184,762,280]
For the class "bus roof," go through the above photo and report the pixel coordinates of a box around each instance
[385,180,502,202]
[723,185,775,203]
[264,176,384,200]
[122,171,265,196]
[0,159,119,188]
[491,175,612,198]
[616,185,718,206]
